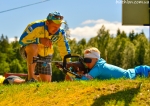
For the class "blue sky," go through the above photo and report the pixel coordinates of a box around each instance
[0,0,149,42]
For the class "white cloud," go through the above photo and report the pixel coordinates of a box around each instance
[9,37,19,43]
[69,19,149,41]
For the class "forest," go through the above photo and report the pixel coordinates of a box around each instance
[0,25,150,81]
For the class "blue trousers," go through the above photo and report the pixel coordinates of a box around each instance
[134,65,150,77]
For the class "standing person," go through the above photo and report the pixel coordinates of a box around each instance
[19,11,71,82]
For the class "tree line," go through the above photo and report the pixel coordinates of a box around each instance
[0,25,150,81]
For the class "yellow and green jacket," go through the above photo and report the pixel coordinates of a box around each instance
[19,19,71,59]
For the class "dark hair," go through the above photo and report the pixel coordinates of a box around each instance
[3,79,9,85]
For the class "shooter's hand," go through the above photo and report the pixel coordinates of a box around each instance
[40,38,52,48]
[67,62,85,73]
[67,62,85,77]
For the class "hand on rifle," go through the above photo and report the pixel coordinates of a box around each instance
[66,62,85,76]
[55,61,86,77]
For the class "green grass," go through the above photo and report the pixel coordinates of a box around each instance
[0,78,150,106]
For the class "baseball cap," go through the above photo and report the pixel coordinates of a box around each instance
[47,11,65,24]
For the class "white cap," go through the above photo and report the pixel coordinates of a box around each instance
[84,51,100,59]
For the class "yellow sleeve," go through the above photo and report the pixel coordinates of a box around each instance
[19,24,40,46]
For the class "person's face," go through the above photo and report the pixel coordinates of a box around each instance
[84,58,98,69]
[46,20,61,35]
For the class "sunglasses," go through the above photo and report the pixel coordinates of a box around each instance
[47,13,64,20]
[53,15,63,20]
[84,58,92,63]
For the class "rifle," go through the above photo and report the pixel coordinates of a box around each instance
[32,55,61,67]
[55,54,89,78]
[32,54,89,78]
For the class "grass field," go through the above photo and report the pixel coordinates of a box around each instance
[0,78,150,106]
